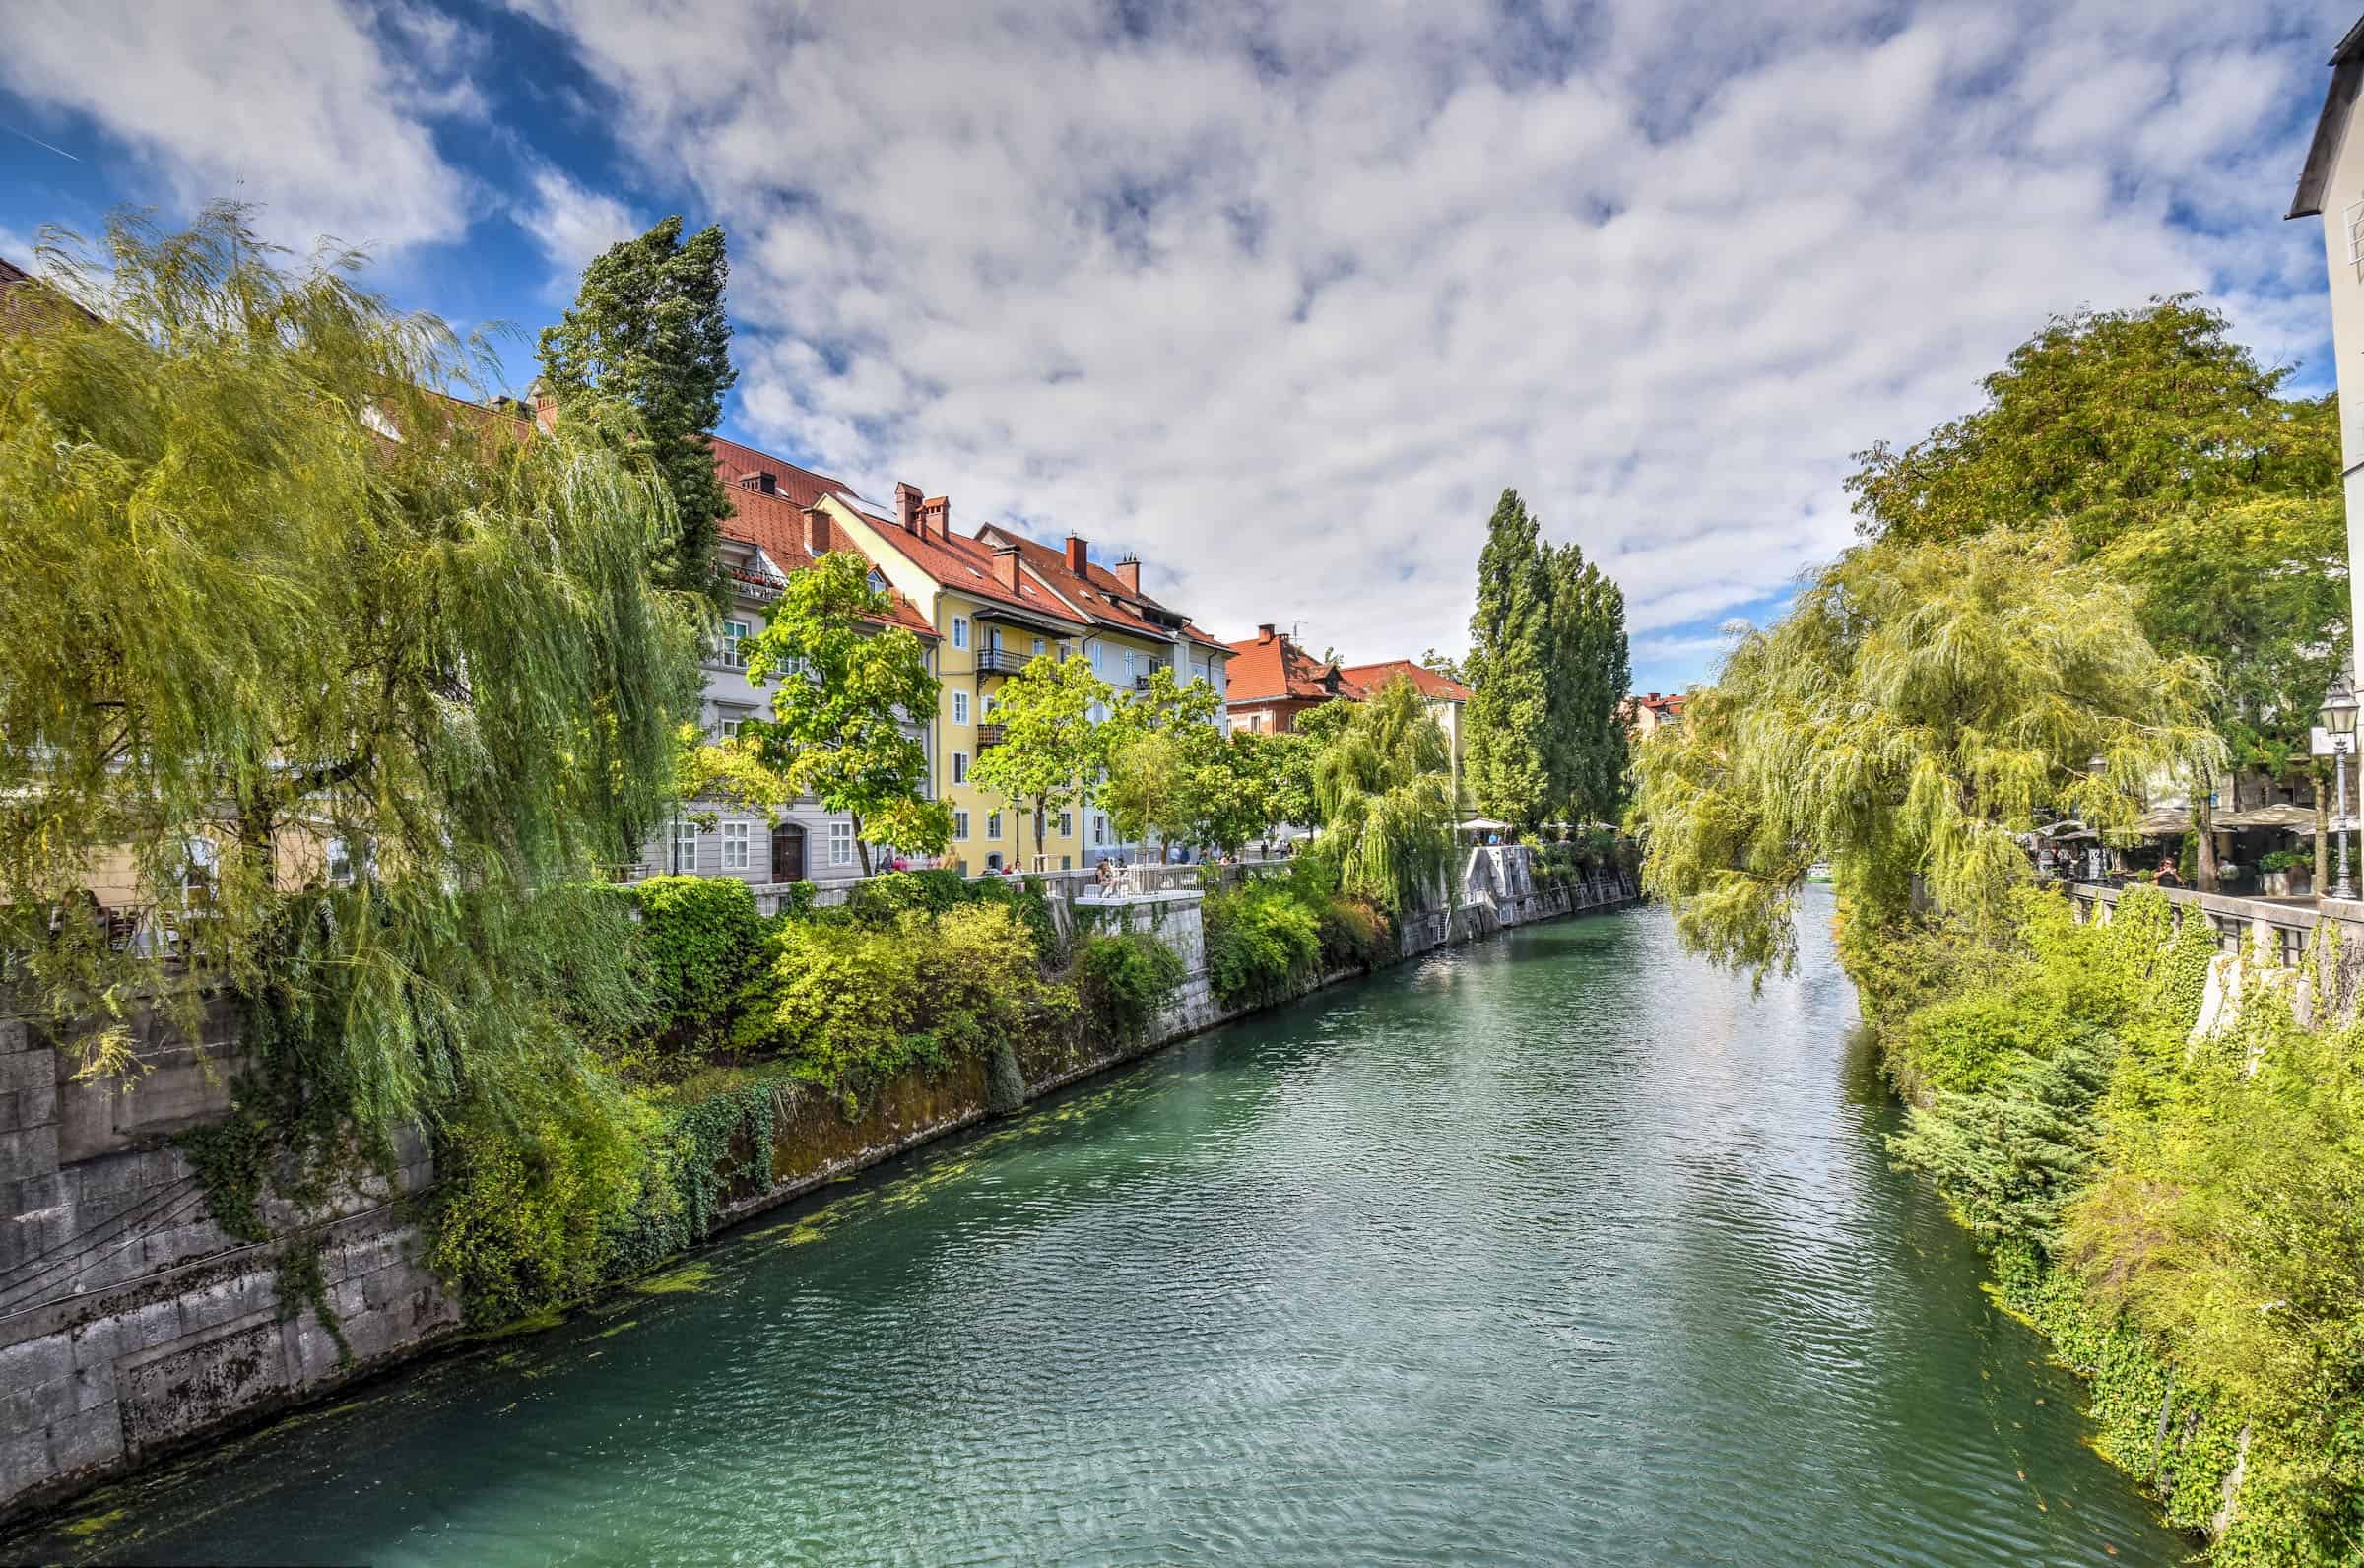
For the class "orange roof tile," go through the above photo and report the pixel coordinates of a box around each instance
[1220,630,1366,705]
[1336,659,1472,703]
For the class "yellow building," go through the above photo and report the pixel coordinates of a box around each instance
[814,483,1231,872]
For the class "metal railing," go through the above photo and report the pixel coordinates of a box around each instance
[975,648,1030,676]
[974,722,1007,749]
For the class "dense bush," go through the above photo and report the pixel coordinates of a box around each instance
[1078,931,1186,1044]
[623,876,763,1045]
[1204,880,1323,1007]
[735,902,1072,1097]
[840,868,1064,965]
[1318,895,1395,972]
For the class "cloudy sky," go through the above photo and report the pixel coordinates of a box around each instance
[0,0,2350,688]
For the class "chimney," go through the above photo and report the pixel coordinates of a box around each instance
[922,495,951,539]
[1257,622,1276,644]
[802,505,832,556]
[740,471,777,495]
[530,381,558,434]
[993,544,1021,592]
[1113,555,1141,593]
[895,482,923,534]
[1065,535,1087,575]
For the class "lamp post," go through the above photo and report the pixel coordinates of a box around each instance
[2324,669,2360,902]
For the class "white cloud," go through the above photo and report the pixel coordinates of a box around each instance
[516,0,2354,678]
[519,165,645,283]
[0,0,473,251]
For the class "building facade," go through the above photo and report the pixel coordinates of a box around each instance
[814,481,1231,872]
[2290,15,2364,688]
[1220,625,1364,735]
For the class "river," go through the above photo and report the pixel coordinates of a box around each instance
[10,892,2185,1565]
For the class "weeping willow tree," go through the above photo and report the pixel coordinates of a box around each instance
[0,206,700,1138]
[1314,674,1458,914]
[1631,530,2219,980]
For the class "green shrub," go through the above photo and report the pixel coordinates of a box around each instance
[624,876,763,1044]
[1318,895,1395,971]
[1078,931,1186,1043]
[735,902,1071,1096]
[1205,881,1323,1007]
[427,1082,663,1325]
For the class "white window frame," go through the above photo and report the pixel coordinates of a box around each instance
[1032,636,1045,656]
[675,819,700,872]
[952,751,969,785]
[954,809,971,840]
[326,837,355,886]
[722,820,751,870]
[952,616,969,650]
[1057,811,1072,837]
[719,717,747,740]
[2346,197,2364,272]
[829,821,855,866]
[952,690,969,725]
[720,620,751,669]
[986,811,1003,840]
[1092,814,1107,846]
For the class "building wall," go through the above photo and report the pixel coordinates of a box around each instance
[2318,99,2364,687]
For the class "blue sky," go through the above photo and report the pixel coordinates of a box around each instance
[1,0,2352,691]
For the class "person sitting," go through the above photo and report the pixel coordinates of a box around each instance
[2155,855,2181,886]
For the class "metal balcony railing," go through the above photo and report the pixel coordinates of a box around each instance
[975,722,1007,749]
[975,647,1030,676]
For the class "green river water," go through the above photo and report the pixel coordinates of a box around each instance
[12,891,2189,1565]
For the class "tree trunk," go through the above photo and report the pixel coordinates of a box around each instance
[853,811,872,877]
[2196,780,2219,895]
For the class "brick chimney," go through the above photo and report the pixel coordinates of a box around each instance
[1112,555,1141,593]
[530,380,558,434]
[992,544,1021,592]
[895,482,923,534]
[1065,534,1087,574]
[802,505,832,556]
[1257,622,1277,643]
[921,495,951,539]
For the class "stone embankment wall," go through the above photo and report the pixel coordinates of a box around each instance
[0,847,1633,1522]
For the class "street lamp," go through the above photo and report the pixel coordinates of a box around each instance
[2324,668,2359,902]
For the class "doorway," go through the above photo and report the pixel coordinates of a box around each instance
[771,822,807,882]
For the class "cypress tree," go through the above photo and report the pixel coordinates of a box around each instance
[1545,542,1631,826]
[1464,489,1554,829]
[538,215,738,605]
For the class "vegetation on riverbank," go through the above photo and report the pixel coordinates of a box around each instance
[1635,296,2363,1561]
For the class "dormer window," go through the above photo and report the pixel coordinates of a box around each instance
[868,568,887,594]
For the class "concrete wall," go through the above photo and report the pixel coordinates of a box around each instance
[0,854,1636,1525]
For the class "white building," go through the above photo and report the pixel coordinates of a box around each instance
[2289,14,2364,685]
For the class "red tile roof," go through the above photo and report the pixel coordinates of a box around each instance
[711,447,938,639]
[1337,659,1472,703]
[973,527,1227,650]
[1220,630,1366,705]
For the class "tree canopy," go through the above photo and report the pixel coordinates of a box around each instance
[1315,675,1458,913]
[1464,489,1633,829]
[1632,530,2218,978]
[969,654,1114,869]
[0,207,699,1127]
[537,216,737,605]
[739,552,951,874]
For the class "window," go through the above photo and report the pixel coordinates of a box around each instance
[986,852,1004,872]
[829,821,854,866]
[1092,814,1107,846]
[719,620,750,668]
[952,616,969,650]
[1090,643,1103,675]
[982,693,997,715]
[868,568,888,594]
[952,690,969,725]
[675,819,699,872]
[722,820,751,870]
[1060,855,1071,871]
[2347,197,2364,271]
[326,837,355,886]
[952,751,969,785]
[719,717,747,740]
[986,812,1003,840]
[953,810,971,839]
[1057,811,1073,837]
[1032,636,1044,656]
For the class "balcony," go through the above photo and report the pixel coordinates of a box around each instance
[1133,675,1151,692]
[975,647,1031,677]
[975,722,1007,749]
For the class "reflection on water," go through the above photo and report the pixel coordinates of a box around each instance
[11,892,2183,1566]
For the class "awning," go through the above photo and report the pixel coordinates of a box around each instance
[2212,803,2318,830]
[1458,817,1511,832]
[2133,808,2193,835]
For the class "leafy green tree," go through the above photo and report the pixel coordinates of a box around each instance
[537,215,737,603]
[1237,730,1319,840]
[1632,530,2219,979]
[1099,669,1241,853]
[1848,295,2338,555]
[1464,489,1554,829]
[1315,674,1458,913]
[1544,541,1631,825]
[0,206,698,1129]
[1419,648,1470,686]
[740,552,951,874]
[969,654,1113,869]
[1294,697,1357,745]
